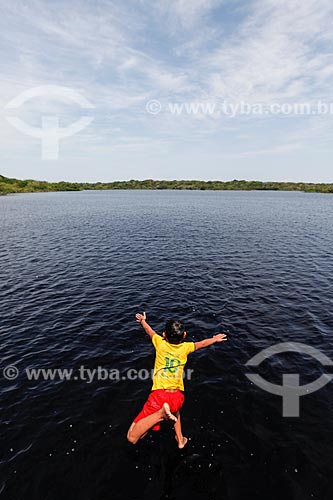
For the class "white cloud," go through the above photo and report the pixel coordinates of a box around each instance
[161,0,223,27]
[1,0,333,180]
[203,0,333,102]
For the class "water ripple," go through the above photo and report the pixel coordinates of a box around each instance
[1,190,333,500]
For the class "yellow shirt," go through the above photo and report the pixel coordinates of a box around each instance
[151,334,195,391]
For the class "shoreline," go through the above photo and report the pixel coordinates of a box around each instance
[1,188,332,196]
[1,175,333,195]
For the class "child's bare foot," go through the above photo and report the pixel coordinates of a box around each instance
[175,435,188,449]
[161,403,177,422]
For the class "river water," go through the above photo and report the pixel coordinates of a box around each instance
[1,190,332,500]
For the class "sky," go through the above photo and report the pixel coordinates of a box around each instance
[0,0,333,183]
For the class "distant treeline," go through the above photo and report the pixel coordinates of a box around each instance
[1,174,333,194]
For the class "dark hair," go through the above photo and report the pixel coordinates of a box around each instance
[164,320,185,344]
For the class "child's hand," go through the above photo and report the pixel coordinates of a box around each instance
[213,333,227,342]
[136,311,146,323]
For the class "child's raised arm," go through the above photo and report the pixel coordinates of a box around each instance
[195,333,227,351]
[135,312,157,339]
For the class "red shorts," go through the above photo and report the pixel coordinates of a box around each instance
[133,389,185,431]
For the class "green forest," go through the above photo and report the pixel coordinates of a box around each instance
[1,174,333,194]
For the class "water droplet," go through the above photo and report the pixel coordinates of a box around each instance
[294,468,298,473]
[10,448,13,452]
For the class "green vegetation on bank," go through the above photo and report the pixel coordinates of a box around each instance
[1,174,333,194]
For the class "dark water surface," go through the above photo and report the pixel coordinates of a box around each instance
[1,190,333,500]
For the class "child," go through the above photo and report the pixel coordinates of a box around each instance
[127,312,227,448]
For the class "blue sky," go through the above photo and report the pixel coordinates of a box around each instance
[0,0,333,182]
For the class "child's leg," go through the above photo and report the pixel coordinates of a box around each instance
[173,411,188,449]
[127,403,177,444]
